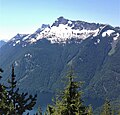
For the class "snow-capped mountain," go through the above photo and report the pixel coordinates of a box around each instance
[8,16,120,46]
[0,17,120,111]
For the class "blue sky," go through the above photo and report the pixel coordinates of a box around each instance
[0,0,120,41]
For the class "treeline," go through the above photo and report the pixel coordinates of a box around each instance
[0,66,120,115]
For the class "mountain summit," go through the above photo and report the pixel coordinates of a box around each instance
[0,17,120,111]
[8,16,120,46]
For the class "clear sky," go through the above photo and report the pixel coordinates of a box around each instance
[0,0,120,41]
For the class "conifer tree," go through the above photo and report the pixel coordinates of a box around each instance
[6,65,37,114]
[87,105,93,115]
[0,68,3,78]
[0,68,14,114]
[37,106,42,115]
[46,69,91,115]
[0,68,3,99]
[118,110,120,115]
[100,99,114,115]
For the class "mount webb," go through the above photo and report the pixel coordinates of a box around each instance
[0,17,120,110]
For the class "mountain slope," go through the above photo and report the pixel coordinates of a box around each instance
[0,17,120,109]
[0,40,6,48]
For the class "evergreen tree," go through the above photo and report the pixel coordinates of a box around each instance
[35,106,42,115]
[46,69,91,115]
[118,110,120,115]
[0,68,14,115]
[87,105,93,115]
[0,85,14,115]
[100,99,114,115]
[6,65,37,114]
[0,68,3,100]
[0,68,3,78]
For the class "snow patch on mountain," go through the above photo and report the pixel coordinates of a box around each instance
[94,39,100,45]
[25,23,100,44]
[25,53,32,58]
[16,40,20,44]
[22,34,30,41]
[28,38,37,44]
[102,30,115,37]
[113,33,119,40]
[68,20,72,24]
[14,61,19,66]
[22,44,27,47]
[8,17,119,46]
[12,40,20,46]
[13,43,16,47]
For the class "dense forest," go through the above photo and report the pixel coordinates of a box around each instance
[0,66,120,115]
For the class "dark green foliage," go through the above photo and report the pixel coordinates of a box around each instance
[0,66,37,114]
[37,106,42,115]
[0,68,14,114]
[118,110,120,115]
[87,105,93,115]
[0,68,3,78]
[7,65,37,114]
[46,69,92,115]
[100,99,114,115]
